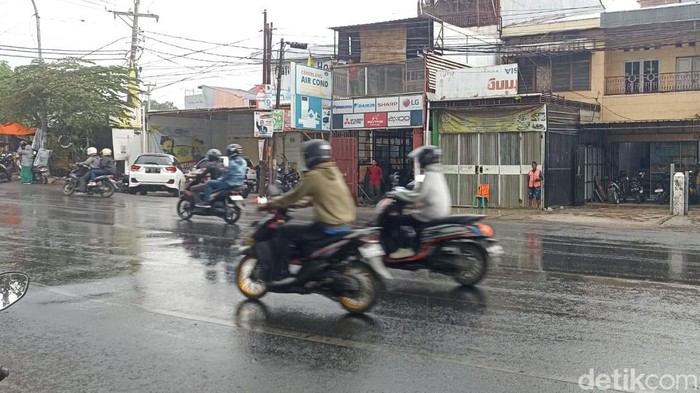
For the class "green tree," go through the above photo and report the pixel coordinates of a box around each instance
[147,100,178,111]
[0,58,132,171]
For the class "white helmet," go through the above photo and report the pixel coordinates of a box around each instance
[86,147,97,156]
[101,148,112,156]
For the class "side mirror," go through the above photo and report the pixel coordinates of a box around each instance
[0,273,29,311]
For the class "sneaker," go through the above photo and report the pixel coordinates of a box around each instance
[195,203,211,208]
[389,248,416,259]
[88,181,96,187]
[268,277,296,288]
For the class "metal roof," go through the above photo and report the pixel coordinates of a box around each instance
[148,107,257,119]
[601,2,700,28]
[330,16,428,31]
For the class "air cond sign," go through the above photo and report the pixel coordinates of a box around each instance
[435,64,519,100]
[295,64,332,99]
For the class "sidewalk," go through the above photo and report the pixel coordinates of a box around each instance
[451,203,700,230]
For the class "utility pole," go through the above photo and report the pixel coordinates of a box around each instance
[262,10,269,85]
[29,0,42,59]
[142,83,156,153]
[275,38,285,108]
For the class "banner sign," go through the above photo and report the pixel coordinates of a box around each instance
[331,94,423,130]
[439,105,546,133]
[272,109,292,132]
[290,62,333,131]
[435,64,519,100]
[254,111,274,138]
[255,84,291,110]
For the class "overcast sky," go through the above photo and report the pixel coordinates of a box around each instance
[1,0,638,108]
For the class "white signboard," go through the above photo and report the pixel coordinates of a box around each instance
[399,95,423,111]
[332,99,354,114]
[376,96,399,112]
[353,98,376,113]
[342,114,365,129]
[294,64,333,99]
[387,111,412,127]
[435,64,519,100]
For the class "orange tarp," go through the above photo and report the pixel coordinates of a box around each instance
[0,122,35,136]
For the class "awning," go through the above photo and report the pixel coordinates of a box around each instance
[0,122,36,136]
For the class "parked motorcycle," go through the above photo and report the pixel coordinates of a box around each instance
[277,165,300,192]
[0,154,14,182]
[31,149,49,184]
[177,170,245,224]
[607,177,624,204]
[371,187,501,287]
[63,164,118,197]
[654,173,671,205]
[628,171,646,204]
[235,186,391,313]
[0,272,30,383]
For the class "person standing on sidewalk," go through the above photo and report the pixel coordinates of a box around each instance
[17,140,34,184]
[528,161,543,210]
[368,159,383,200]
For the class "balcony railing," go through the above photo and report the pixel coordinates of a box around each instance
[605,72,700,95]
[332,59,424,99]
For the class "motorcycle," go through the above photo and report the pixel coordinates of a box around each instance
[32,149,49,184]
[0,272,30,383]
[177,170,245,224]
[607,176,624,204]
[628,171,646,204]
[235,185,392,313]
[277,165,300,192]
[372,186,502,287]
[654,173,671,205]
[0,154,14,182]
[63,164,118,197]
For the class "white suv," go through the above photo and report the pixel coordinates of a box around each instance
[129,153,185,196]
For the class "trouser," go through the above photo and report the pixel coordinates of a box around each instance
[271,222,327,281]
[79,172,92,191]
[399,215,426,249]
[191,183,205,203]
[202,179,229,203]
[370,184,381,199]
[90,169,111,182]
[20,165,32,183]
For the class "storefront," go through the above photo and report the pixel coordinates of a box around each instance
[430,96,601,208]
[331,94,424,201]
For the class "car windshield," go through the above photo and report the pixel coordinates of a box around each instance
[135,155,174,166]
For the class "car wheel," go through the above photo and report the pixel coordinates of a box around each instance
[139,190,148,196]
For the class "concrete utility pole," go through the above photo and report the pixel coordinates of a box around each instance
[142,83,156,152]
[29,0,42,59]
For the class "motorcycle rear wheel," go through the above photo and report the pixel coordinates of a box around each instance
[453,244,488,287]
[338,262,378,314]
[98,182,116,198]
[224,203,241,224]
[236,256,268,299]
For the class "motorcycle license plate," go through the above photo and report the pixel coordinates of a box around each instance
[655,189,663,193]
[359,244,385,259]
[229,195,244,201]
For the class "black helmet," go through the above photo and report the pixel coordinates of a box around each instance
[303,139,331,169]
[226,144,243,158]
[409,145,441,169]
[206,148,222,162]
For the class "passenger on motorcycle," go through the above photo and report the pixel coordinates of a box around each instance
[191,148,225,204]
[76,147,101,192]
[196,144,246,208]
[259,139,356,287]
[389,145,452,259]
[87,148,116,187]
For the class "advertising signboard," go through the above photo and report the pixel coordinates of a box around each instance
[254,111,274,138]
[435,64,519,100]
[331,94,423,130]
[290,62,333,131]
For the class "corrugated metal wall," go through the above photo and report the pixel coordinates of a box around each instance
[545,105,580,208]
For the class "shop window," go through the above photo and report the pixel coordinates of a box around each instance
[552,53,591,91]
[624,60,659,94]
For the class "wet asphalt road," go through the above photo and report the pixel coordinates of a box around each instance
[0,183,699,393]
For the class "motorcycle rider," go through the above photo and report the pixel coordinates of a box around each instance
[87,148,116,187]
[196,144,246,208]
[76,147,101,192]
[260,139,356,287]
[191,148,225,204]
[390,145,451,259]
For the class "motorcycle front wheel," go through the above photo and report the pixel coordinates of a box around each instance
[338,262,379,314]
[236,256,268,299]
[177,199,193,220]
[453,244,488,287]
[63,180,76,195]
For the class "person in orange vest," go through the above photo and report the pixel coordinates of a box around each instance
[528,161,543,209]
